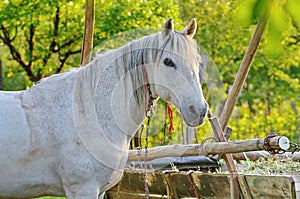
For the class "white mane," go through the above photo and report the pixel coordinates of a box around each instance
[74,30,201,106]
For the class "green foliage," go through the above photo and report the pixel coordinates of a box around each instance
[228,0,300,142]
[94,0,181,45]
[236,0,299,56]
[0,0,180,90]
[175,0,300,144]
[0,0,85,90]
[93,0,181,54]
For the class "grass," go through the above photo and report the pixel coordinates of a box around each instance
[238,156,300,175]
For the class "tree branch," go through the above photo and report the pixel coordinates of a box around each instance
[50,6,60,52]
[0,25,39,81]
[52,36,81,53]
[56,48,81,74]
[25,24,35,68]
[42,6,60,67]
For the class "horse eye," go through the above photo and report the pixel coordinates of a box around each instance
[163,57,176,69]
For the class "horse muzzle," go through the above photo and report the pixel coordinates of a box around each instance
[181,103,208,127]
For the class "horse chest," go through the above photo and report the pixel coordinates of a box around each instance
[0,92,31,164]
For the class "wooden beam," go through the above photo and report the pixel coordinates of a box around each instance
[127,135,289,162]
[80,0,95,66]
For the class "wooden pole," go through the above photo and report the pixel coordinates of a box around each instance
[80,0,95,66]
[219,18,269,131]
[209,115,240,198]
[127,135,289,162]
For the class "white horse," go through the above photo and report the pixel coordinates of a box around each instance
[0,18,208,198]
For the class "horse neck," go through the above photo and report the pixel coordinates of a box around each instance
[85,47,149,139]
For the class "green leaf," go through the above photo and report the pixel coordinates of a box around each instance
[286,0,300,28]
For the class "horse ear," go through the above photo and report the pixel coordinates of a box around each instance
[162,18,174,38]
[182,18,197,38]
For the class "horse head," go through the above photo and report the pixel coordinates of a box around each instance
[149,18,208,127]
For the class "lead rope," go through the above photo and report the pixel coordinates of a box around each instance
[141,59,154,199]
[142,60,155,118]
[143,116,150,199]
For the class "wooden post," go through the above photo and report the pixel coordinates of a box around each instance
[209,116,240,199]
[219,18,269,131]
[80,0,95,66]
[0,59,2,90]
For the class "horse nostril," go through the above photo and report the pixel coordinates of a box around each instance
[188,104,208,118]
[188,105,198,115]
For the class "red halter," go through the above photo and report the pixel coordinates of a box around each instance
[141,59,154,118]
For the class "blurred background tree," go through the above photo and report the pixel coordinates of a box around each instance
[0,0,299,145]
[0,0,84,89]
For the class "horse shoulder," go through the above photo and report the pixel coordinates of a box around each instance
[0,91,31,165]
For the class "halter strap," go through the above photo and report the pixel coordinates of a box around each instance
[141,59,155,118]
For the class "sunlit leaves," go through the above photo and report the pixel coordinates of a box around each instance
[265,3,288,56]
[0,0,85,89]
[180,0,299,143]
[286,0,300,28]
[236,0,300,57]
[94,0,180,46]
